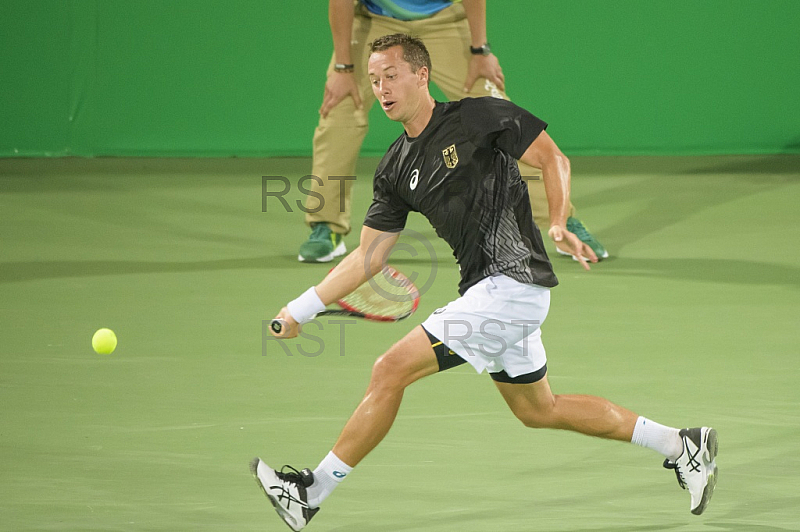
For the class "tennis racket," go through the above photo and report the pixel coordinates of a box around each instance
[270,265,420,335]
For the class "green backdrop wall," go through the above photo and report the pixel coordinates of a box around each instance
[1,0,799,157]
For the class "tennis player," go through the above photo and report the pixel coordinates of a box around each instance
[253,33,717,531]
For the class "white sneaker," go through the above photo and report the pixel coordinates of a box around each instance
[250,458,320,531]
[663,427,718,515]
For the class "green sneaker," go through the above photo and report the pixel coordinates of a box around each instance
[298,223,346,263]
[556,217,609,260]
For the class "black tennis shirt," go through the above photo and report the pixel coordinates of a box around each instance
[364,97,559,295]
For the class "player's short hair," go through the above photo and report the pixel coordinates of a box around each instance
[369,33,432,76]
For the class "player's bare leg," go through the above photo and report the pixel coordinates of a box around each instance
[332,325,440,466]
[494,374,638,440]
[494,374,718,514]
[250,326,438,530]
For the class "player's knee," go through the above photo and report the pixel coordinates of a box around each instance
[370,352,408,390]
[512,401,557,429]
[516,411,549,429]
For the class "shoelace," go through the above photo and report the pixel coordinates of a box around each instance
[270,465,310,509]
[663,459,687,489]
[663,435,702,490]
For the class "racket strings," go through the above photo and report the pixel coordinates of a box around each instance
[340,268,418,318]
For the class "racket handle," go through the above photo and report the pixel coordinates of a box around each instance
[270,318,287,336]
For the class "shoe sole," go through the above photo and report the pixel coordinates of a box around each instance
[298,241,347,263]
[249,458,303,532]
[691,428,719,516]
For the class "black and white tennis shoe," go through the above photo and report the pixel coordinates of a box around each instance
[663,427,718,515]
[250,458,320,531]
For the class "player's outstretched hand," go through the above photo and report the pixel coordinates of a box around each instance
[549,226,598,271]
[270,307,300,339]
[463,54,505,94]
[320,72,363,118]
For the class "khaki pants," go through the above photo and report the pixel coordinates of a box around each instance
[306,2,575,235]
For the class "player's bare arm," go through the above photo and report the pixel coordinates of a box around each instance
[320,0,363,118]
[316,226,399,304]
[272,226,400,338]
[519,131,598,269]
[461,0,505,92]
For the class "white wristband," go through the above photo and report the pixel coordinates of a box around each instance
[286,287,326,324]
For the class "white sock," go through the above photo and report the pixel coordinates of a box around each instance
[631,416,683,461]
[306,451,353,508]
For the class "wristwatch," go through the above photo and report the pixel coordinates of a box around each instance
[469,43,491,56]
[334,63,355,73]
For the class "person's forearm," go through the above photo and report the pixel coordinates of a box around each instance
[519,132,571,228]
[283,246,374,327]
[329,0,356,64]
[315,226,398,303]
[315,246,373,305]
[540,155,571,228]
[461,0,487,47]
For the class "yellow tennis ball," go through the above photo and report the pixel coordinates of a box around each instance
[92,328,117,355]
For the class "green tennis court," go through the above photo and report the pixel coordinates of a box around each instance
[2,155,798,531]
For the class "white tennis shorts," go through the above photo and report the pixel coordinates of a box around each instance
[421,274,550,378]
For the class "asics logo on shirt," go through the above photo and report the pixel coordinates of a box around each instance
[409,169,419,190]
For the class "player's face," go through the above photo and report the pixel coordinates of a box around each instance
[368,46,428,123]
